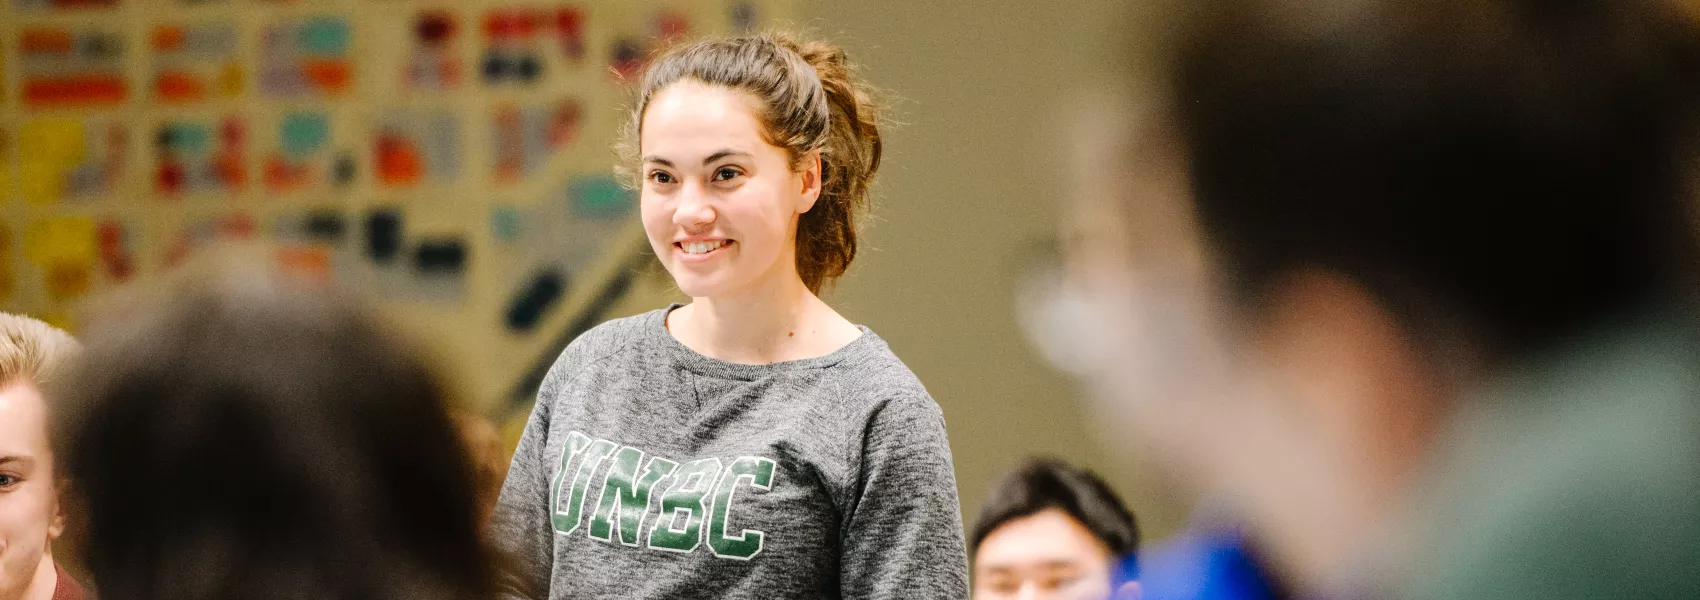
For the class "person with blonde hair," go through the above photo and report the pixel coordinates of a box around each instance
[0,314,85,600]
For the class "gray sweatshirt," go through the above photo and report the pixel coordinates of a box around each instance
[490,306,970,599]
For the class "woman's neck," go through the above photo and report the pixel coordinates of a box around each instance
[669,273,860,364]
[19,555,57,600]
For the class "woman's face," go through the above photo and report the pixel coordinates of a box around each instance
[639,81,820,299]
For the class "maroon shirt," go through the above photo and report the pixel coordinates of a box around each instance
[51,564,86,600]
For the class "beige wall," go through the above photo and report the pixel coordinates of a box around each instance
[797,2,1188,537]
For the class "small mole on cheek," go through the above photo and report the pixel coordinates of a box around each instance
[788,332,794,337]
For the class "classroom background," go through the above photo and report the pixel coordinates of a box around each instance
[0,0,1183,538]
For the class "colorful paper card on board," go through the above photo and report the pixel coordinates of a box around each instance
[654,10,691,44]
[272,209,346,245]
[565,174,634,221]
[492,100,581,185]
[162,212,255,267]
[554,7,587,64]
[375,110,459,188]
[96,218,137,283]
[18,118,128,205]
[151,23,242,103]
[611,10,692,80]
[272,209,345,284]
[482,9,546,87]
[24,216,97,302]
[489,205,523,244]
[264,112,339,193]
[14,0,119,10]
[0,129,10,205]
[0,225,13,302]
[18,26,128,108]
[260,15,353,98]
[406,10,464,91]
[155,117,247,197]
[731,3,758,33]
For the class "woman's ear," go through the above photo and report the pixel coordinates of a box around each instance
[49,477,68,540]
[798,151,823,214]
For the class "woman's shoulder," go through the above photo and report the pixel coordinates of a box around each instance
[541,307,665,382]
[825,329,941,415]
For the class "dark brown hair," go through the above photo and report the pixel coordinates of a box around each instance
[55,261,492,600]
[627,32,883,294]
[1168,0,1700,360]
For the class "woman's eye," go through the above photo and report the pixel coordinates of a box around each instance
[0,475,16,488]
[647,171,675,184]
[713,167,742,182]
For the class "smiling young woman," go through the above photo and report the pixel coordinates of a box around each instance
[489,33,969,599]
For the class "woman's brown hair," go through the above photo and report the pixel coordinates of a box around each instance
[627,32,883,294]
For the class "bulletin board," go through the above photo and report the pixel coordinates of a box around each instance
[0,0,793,419]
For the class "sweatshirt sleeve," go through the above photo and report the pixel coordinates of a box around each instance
[839,394,971,599]
[489,379,559,600]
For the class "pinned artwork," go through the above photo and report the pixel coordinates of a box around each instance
[14,0,119,9]
[360,208,466,304]
[18,26,128,108]
[552,7,587,65]
[155,116,247,197]
[482,9,545,87]
[18,118,128,205]
[403,232,468,304]
[407,10,464,91]
[490,205,523,244]
[364,208,402,264]
[263,112,342,193]
[162,212,256,267]
[731,3,757,33]
[151,23,242,103]
[375,109,460,188]
[0,129,10,205]
[505,268,565,333]
[414,237,467,275]
[273,208,348,245]
[654,10,691,44]
[273,209,348,283]
[276,245,334,283]
[553,174,634,279]
[260,15,353,98]
[95,218,137,283]
[492,100,581,185]
[608,12,686,81]
[0,225,12,303]
[565,173,634,221]
[609,37,645,80]
[24,216,97,303]
[493,173,636,333]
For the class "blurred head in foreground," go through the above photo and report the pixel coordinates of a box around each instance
[55,260,491,600]
[0,314,81,600]
[1041,0,1700,595]
[971,458,1140,600]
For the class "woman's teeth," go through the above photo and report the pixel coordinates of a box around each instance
[681,240,729,254]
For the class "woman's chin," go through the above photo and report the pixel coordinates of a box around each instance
[670,275,729,300]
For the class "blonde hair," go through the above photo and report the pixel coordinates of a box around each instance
[0,312,79,388]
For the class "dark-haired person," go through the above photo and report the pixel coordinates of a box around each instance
[971,459,1139,600]
[490,32,968,599]
[1038,0,1700,598]
[56,262,493,600]
[0,315,84,600]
